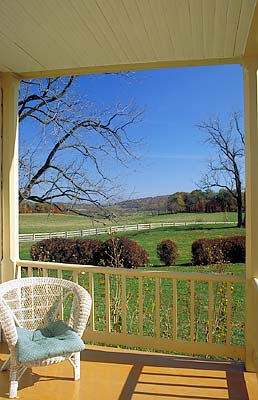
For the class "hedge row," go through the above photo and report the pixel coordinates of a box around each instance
[191,235,245,265]
[31,237,148,269]
[31,237,178,268]
[31,238,102,265]
[31,234,245,268]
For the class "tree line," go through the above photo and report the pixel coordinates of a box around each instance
[20,188,244,219]
[19,202,66,214]
[167,189,245,216]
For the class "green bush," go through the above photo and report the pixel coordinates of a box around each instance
[191,235,245,265]
[31,238,102,265]
[157,239,178,266]
[100,237,148,268]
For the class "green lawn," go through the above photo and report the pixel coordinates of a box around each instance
[20,223,245,271]
[113,224,245,267]
[19,211,237,234]
[20,221,246,351]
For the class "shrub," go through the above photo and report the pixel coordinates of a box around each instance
[221,235,245,264]
[100,237,148,268]
[192,238,221,266]
[31,238,102,265]
[157,239,178,266]
[191,235,245,265]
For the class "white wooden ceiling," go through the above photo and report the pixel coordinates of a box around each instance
[0,0,257,76]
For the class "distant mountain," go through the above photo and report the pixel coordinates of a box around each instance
[115,195,169,213]
[74,194,170,215]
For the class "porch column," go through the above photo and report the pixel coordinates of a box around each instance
[244,58,258,371]
[0,73,20,282]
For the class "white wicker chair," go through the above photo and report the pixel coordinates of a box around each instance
[0,277,92,398]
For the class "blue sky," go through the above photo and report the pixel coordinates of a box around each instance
[20,64,244,202]
[76,64,244,199]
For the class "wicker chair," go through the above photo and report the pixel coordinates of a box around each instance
[0,277,92,398]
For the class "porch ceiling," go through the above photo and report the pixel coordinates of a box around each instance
[0,0,258,78]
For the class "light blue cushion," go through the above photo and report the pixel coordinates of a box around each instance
[16,320,85,363]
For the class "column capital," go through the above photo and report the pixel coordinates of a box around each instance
[0,71,21,80]
[242,56,258,70]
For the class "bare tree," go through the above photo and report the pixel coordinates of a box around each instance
[19,76,143,218]
[198,112,245,227]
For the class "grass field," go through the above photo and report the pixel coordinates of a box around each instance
[20,222,245,271]
[19,216,246,351]
[19,211,237,234]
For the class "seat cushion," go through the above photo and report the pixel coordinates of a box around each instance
[16,320,85,363]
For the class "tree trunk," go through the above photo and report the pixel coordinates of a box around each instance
[236,177,243,228]
[237,199,243,227]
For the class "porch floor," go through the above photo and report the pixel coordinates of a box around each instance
[0,343,258,400]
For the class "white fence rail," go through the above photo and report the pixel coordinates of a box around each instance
[19,221,236,242]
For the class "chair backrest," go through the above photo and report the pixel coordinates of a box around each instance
[0,277,89,331]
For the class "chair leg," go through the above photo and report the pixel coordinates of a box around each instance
[9,381,18,399]
[9,354,18,399]
[70,352,80,381]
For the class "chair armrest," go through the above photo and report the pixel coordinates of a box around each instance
[71,286,92,337]
[0,302,18,349]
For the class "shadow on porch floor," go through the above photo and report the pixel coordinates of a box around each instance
[0,343,257,400]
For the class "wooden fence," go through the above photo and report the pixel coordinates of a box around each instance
[19,221,236,242]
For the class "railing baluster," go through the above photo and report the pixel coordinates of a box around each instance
[105,274,111,333]
[173,279,177,341]
[73,271,78,284]
[190,280,195,342]
[42,268,48,277]
[155,277,160,338]
[226,282,232,346]
[121,275,126,334]
[57,269,62,279]
[16,265,21,279]
[89,272,95,331]
[208,281,213,344]
[139,277,143,336]
[28,266,33,277]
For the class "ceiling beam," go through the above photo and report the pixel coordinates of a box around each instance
[15,56,242,80]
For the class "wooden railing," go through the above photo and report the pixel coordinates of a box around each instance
[19,221,236,242]
[17,260,246,359]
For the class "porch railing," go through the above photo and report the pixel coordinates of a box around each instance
[17,260,245,359]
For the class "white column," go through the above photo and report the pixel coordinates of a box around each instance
[244,59,258,371]
[0,73,20,282]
